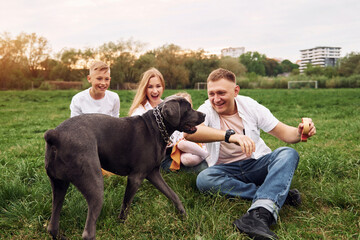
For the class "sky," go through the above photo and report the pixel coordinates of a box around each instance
[1,0,360,62]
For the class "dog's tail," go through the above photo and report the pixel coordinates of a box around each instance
[44,129,59,173]
[44,129,59,146]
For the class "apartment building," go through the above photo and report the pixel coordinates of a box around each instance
[221,47,245,58]
[299,46,341,73]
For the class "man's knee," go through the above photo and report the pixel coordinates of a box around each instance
[274,147,299,167]
[196,168,220,193]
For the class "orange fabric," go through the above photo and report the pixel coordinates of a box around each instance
[101,168,115,176]
[169,142,182,171]
[169,140,203,171]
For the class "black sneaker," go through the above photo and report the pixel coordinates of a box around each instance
[233,207,279,240]
[284,189,302,207]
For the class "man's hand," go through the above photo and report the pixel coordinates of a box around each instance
[298,118,316,139]
[228,134,256,157]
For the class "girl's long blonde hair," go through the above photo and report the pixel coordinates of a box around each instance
[128,68,165,116]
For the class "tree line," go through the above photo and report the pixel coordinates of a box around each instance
[1,32,360,90]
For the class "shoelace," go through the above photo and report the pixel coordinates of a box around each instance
[255,208,273,226]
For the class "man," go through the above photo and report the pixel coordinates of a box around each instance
[185,68,316,239]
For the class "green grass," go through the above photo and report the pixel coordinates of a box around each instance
[0,89,359,239]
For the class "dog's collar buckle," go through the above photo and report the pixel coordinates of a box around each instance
[153,106,172,145]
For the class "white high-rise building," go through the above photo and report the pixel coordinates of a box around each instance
[299,46,341,73]
[221,47,245,58]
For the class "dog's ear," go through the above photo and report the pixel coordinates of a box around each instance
[161,99,181,127]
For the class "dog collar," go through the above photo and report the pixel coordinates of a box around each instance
[153,106,172,145]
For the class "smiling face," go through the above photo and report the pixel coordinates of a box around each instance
[146,76,164,107]
[207,78,240,116]
[87,70,111,100]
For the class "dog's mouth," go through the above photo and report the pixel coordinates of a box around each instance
[183,124,198,134]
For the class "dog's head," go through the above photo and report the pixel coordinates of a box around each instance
[160,96,205,134]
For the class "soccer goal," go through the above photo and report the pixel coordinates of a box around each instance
[194,82,207,90]
[288,81,318,89]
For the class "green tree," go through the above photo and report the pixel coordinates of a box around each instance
[184,50,219,88]
[153,44,189,89]
[134,52,156,71]
[111,52,137,88]
[291,68,300,75]
[281,59,299,73]
[96,39,144,87]
[24,33,51,77]
[338,52,360,77]
[239,51,266,76]
[219,57,246,76]
[304,63,324,76]
[58,48,85,81]
[0,32,50,89]
[97,39,144,66]
[323,66,338,78]
[263,58,283,76]
[40,58,60,80]
[133,52,157,81]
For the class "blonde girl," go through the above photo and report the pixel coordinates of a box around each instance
[129,68,165,116]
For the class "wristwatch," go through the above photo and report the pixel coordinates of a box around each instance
[225,129,236,143]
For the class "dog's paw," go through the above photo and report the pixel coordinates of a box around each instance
[118,214,127,223]
[179,209,187,220]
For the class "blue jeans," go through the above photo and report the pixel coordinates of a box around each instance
[196,147,299,220]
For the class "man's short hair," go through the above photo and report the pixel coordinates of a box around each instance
[207,68,236,83]
[89,61,110,75]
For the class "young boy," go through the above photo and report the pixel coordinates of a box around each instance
[70,61,120,118]
[70,61,120,176]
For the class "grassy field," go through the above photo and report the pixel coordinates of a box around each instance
[0,88,359,239]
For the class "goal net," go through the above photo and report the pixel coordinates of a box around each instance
[288,81,318,89]
[194,82,207,90]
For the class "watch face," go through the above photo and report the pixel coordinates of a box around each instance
[229,129,235,134]
[225,129,236,143]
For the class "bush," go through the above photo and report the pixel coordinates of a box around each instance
[39,80,83,90]
[259,77,275,89]
[345,74,360,88]
[311,75,328,88]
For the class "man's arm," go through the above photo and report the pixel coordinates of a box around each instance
[268,120,316,144]
[184,124,225,143]
[184,124,255,156]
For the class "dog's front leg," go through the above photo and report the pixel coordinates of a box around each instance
[119,174,146,222]
[146,168,186,217]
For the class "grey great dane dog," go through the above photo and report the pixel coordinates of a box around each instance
[44,96,205,240]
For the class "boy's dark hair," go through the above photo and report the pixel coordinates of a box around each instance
[207,68,236,83]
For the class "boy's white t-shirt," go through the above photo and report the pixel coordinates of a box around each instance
[70,88,120,118]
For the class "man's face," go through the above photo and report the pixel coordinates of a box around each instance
[87,70,111,95]
[207,78,239,115]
